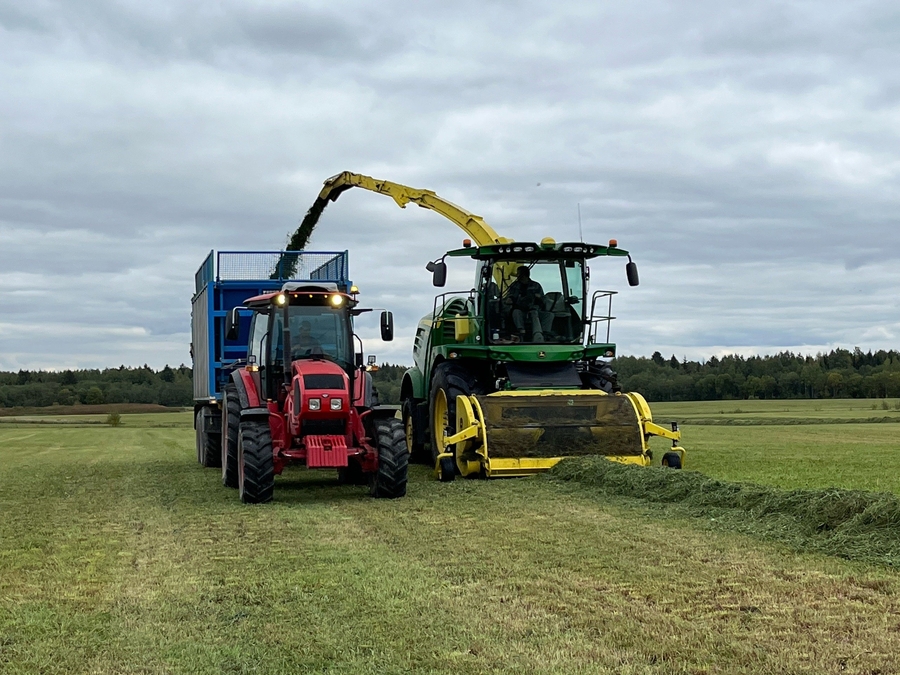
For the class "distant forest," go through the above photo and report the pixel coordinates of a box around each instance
[2,348,900,409]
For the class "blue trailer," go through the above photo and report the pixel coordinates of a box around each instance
[191,250,350,467]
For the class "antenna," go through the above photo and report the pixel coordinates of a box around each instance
[577,203,583,242]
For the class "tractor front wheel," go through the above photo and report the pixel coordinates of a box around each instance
[221,385,240,488]
[238,419,275,504]
[370,417,409,499]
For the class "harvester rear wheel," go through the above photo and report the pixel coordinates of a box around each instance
[429,363,479,481]
[370,418,409,498]
[661,451,682,469]
[402,399,426,463]
[238,419,275,504]
[221,385,239,488]
[196,406,222,468]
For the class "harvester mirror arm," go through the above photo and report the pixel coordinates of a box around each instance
[311,171,512,247]
[626,255,639,287]
[426,258,447,287]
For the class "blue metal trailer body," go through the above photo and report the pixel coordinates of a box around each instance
[191,250,351,405]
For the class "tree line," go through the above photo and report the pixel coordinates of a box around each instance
[2,348,900,408]
[0,365,193,409]
[616,348,900,401]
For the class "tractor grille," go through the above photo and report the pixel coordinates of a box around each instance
[302,419,346,436]
[304,374,345,390]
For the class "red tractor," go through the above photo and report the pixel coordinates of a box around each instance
[222,281,408,503]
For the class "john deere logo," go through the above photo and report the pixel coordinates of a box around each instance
[538,351,546,358]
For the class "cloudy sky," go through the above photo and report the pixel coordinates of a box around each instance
[2,0,899,371]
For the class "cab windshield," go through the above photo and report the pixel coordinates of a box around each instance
[271,305,353,371]
[481,259,585,345]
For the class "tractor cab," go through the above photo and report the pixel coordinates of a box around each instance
[234,283,390,405]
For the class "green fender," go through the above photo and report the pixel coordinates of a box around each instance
[401,367,426,402]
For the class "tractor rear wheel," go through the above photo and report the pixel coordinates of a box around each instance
[402,398,426,463]
[429,362,479,481]
[238,419,275,504]
[370,417,409,498]
[221,385,240,488]
[196,406,221,468]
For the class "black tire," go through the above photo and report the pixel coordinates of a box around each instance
[402,398,427,463]
[661,451,682,469]
[438,457,456,483]
[370,417,409,498]
[428,362,479,470]
[221,385,240,488]
[196,406,222,468]
[238,419,275,504]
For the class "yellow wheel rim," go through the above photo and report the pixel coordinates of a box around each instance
[405,413,414,452]
[432,388,448,456]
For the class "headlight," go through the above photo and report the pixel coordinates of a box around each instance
[330,398,342,410]
[309,398,321,410]
[331,294,344,306]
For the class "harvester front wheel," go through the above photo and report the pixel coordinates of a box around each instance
[238,419,275,504]
[429,363,479,481]
[221,385,240,488]
[370,418,409,498]
[402,399,426,463]
[196,406,222,468]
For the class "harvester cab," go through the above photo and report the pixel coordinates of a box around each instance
[222,278,408,503]
[294,172,685,481]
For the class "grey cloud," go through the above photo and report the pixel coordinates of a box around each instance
[2,0,900,369]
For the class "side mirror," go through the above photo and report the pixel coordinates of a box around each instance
[355,352,364,368]
[226,307,242,341]
[626,261,639,287]
[380,310,394,341]
[426,260,447,287]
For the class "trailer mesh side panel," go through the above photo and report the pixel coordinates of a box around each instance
[191,285,210,400]
[216,252,348,282]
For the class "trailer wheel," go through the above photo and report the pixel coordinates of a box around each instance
[238,419,275,504]
[196,406,222,468]
[221,385,240,488]
[370,417,409,499]
[661,451,682,469]
[428,362,479,480]
[401,398,426,463]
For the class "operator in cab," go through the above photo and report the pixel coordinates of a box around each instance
[293,320,324,357]
[505,265,552,343]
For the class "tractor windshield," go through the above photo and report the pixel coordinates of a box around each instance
[271,305,353,371]
[482,259,585,345]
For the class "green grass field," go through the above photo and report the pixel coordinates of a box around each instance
[2,403,900,674]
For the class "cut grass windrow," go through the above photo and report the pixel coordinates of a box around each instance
[549,456,900,567]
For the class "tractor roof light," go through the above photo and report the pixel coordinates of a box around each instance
[609,239,618,247]
[350,285,359,294]
[331,294,344,307]
[274,293,287,306]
